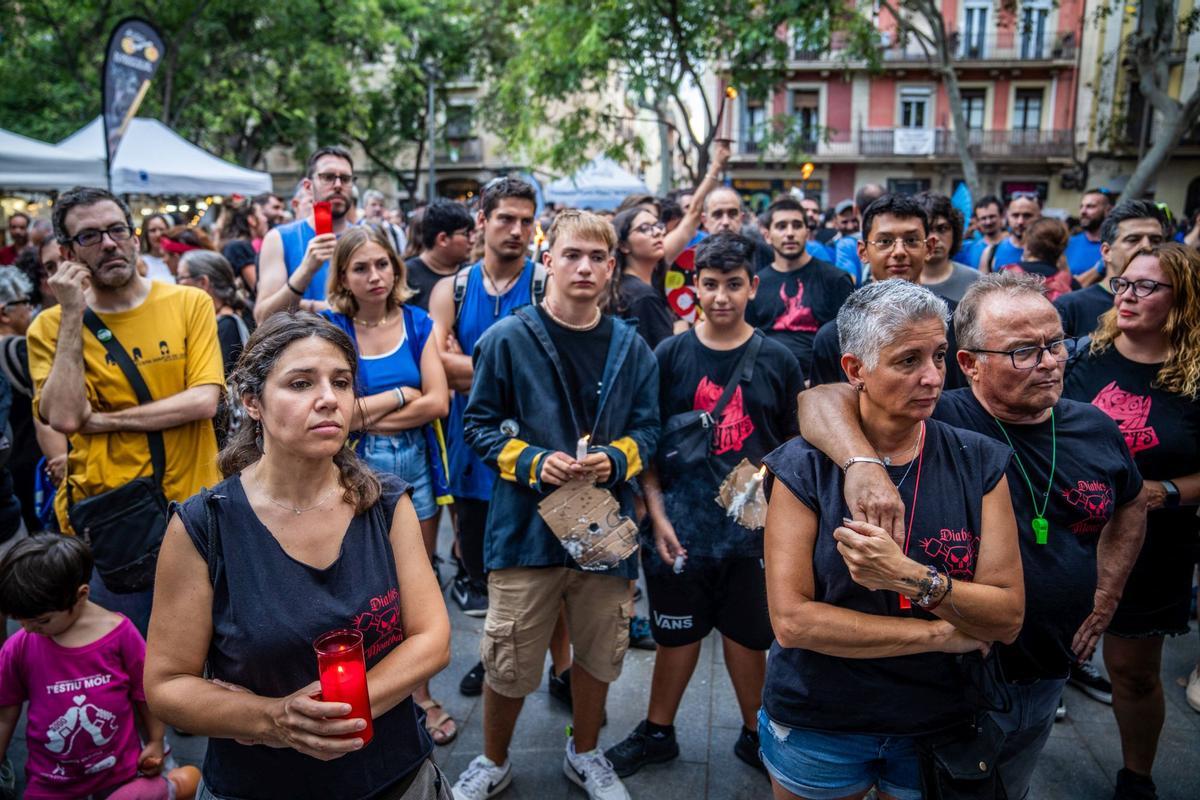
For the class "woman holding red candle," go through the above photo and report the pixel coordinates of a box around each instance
[143,312,452,799]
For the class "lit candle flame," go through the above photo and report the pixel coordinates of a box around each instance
[725,86,738,99]
[756,466,767,479]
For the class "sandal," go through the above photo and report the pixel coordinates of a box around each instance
[417,698,458,746]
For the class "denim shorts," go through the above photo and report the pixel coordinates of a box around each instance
[757,708,922,800]
[360,429,437,520]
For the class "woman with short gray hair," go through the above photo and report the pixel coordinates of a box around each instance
[759,278,1025,800]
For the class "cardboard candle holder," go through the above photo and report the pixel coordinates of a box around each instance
[537,479,638,571]
[716,458,768,530]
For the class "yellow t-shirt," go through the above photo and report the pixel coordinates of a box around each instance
[28,282,225,532]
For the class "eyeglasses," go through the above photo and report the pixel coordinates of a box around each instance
[967,337,1077,370]
[65,224,133,248]
[2,297,31,311]
[315,172,356,186]
[632,222,666,236]
[1109,277,1172,297]
[866,236,925,251]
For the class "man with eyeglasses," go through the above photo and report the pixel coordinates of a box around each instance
[809,194,968,389]
[979,193,1041,274]
[794,271,1148,799]
[405,199,474,312]
[1055,200,1170,340]
[255,145,358,322]
[1065,188,1115,280]
[26,186,224,633]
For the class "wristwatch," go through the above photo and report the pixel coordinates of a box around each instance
[843,456,886,473]
[1161,479,1181,508]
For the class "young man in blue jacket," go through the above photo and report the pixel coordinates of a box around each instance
[453,210,659,800]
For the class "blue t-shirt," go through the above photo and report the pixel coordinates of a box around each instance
[1065,232,1103,275]
[806,240,834,263]
[761,420,1012,735]
[834,236,862,283]
[447,259,537,501]
[987,237,1024,271]
[955,236,986,268]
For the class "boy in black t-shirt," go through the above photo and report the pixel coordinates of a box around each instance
[746,196,852,380]
[606,232,803,778]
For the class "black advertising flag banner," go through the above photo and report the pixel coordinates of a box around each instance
[102,18,164,168]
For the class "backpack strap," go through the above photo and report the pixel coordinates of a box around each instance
[452,267,471,322]
[710,332,763,422]
[530,260,547,305]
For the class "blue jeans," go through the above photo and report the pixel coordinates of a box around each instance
[360,430,437,520]
[757,707,923,800]
[990,677,1067,800]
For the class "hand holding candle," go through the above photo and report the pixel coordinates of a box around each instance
[314,629,374,745]
[313,201,333,236]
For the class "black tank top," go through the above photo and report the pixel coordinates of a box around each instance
[173,472,432,799]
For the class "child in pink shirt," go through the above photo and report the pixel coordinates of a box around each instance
[0,534,199,800]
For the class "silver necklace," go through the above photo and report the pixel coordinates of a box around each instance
[254,472,338,515]
[885,423,925,490]
[541,300,601,331]
[481,263,521,315]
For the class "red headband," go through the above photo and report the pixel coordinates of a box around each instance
[160,237,200,255]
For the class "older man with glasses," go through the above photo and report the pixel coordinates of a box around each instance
[795,271,1148,799]
[255,145,359,321]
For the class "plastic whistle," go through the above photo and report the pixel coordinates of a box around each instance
[1032,516,1049,545]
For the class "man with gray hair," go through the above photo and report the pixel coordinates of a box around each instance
[795,270,1148,799]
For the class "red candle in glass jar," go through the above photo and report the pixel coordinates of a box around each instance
[313,201,333,236]
[314,629,374,745]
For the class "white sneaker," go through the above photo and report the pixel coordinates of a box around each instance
[452,755,512,800]
[1187,666,1200,713]
[564,738,631,800]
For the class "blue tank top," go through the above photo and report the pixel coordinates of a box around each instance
[321,308,433,396]
[447,259,535,500]
[277,219,328,302]
[172,474,432,799]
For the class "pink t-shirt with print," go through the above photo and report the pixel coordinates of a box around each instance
[0,615,145,799]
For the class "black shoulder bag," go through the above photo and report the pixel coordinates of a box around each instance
[915,651,1012,799]
[67,310,170,594]
[656,332,762,474]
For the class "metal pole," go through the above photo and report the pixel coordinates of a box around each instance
[425,61,437,203]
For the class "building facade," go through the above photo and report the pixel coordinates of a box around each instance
[723,1,1087,215]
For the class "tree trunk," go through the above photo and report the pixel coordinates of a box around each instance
[942,71,981,200]
[655,101,674,193]
[1121,108,1186,199]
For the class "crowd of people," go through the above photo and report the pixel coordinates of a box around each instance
[0,140,1196,800]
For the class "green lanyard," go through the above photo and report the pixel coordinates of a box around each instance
[993,409,1056,545]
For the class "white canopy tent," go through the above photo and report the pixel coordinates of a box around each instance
[544,156,649,210]
[59,117,274,196]
[0,127,107,191]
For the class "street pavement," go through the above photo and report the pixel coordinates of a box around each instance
[5,517,1199,798]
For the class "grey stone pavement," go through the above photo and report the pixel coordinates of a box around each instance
[6,516,1199,798]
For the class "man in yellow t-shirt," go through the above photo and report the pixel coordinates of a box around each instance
[27,187,222,631]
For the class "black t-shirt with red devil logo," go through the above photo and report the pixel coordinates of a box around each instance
[935,388,1143,681]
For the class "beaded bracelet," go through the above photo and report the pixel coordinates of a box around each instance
[915,565,944,609]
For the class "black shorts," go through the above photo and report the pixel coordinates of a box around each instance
[1107,519,1200,639]
[642,553,773,650]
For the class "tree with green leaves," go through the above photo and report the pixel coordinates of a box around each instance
[0,0,490,197]
[480,0,855,187]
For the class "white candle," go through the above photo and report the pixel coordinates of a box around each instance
[673,554,686,574]
[576,435,590,462]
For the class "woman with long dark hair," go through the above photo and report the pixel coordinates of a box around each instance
[140,213,174,283]
[144,312,452,800]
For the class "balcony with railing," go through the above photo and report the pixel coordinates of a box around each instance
[792,29,1076,64]
[733,128,1072,160]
